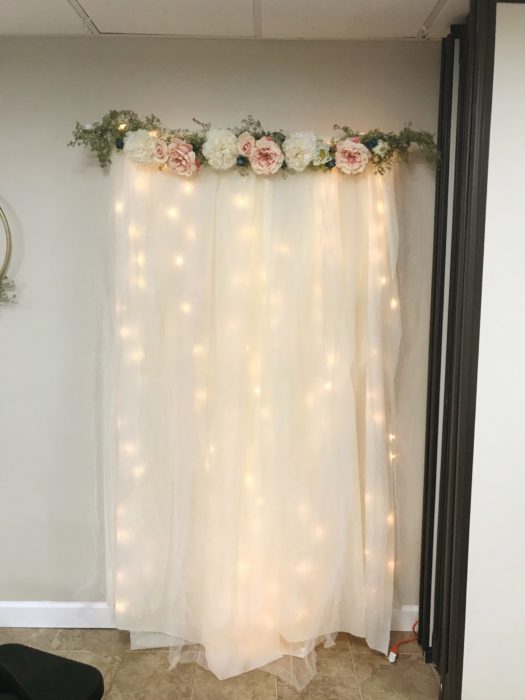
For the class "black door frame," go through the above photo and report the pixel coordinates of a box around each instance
[417,0,516,698]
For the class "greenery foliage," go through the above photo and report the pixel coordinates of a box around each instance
[69,109,439,174]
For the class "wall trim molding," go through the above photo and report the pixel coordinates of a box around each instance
[0,600,417,633]
[0,601,116,628]
[391,605,419,632]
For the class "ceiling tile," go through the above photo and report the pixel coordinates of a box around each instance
[0,0,89,34]
[80,0,255,36]
[261,0,437,39]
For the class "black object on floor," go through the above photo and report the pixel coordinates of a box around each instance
[0,644,104,700]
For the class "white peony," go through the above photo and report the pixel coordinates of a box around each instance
[282,131,317,172]
[312,139,332,166]
[373,139,390,157]
[123,129,156,165]
[202,129,238,170]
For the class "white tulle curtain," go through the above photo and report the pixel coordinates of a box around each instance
[108,159,400,689]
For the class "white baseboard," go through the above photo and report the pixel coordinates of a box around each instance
[0,600,417,632]
[391,605,419,631]
[0,601,116,628]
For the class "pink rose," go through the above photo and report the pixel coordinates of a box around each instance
[335,139,371,175]
[249,136,284,175]
[153,138,169,164]
[237,131,256,157]
[167,138,198,177]
[351,136,361,143]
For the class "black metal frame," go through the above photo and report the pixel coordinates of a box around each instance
[418,0,517,698]
[418,27,459,664]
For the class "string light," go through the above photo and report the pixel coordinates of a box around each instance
[167,207,179,219]
[136,252,145,267]
[118,123,127,131]
[119,326,131,339]
[133,464,146,478]
[387,513,395,526]
[173,254,184,267]
[115,201,124,214]
[388,560,396,571]
[323,381,333,391]
[116,529,132,544]
[128,225,137,239]
[390,298,399,310]
[253,385,261,397]
[380,275,388,286]
[121,442,137,455]
[233,194,248,209]
[182,182,194,195]
[313,525,326,540]
[326,352,336,368]
[192,344,206,356]
[180,302,192,314]
[136,276,146,290]
[130,349,144,363]
[148,129,159,137]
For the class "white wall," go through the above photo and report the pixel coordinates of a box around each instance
[0,37,439,610]
[463,4,525,699]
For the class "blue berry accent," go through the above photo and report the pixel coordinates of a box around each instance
[115,137,125,150]
[236,155,248,166]
[326,160,336,169]
[364,138,378,149]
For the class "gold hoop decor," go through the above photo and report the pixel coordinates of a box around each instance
[0,205,12,280]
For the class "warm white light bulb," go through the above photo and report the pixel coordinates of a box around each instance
[133,464,146,478]
[390,298,399,310]
[167,207,179,219]
[180,302,191,314]
[118,123,127,131]
[173,254,184,268]
[115,201,124,214]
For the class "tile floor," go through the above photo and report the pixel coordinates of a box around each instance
[0,627,440,699]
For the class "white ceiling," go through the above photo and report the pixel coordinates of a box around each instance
[0,0,469,39]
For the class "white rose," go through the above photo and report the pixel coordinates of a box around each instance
[123,129,156,165]
[373,139,390,157]
[202,129,238,170]
[283,131,317,172]
[312,139,332,166]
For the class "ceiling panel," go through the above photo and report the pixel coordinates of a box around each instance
[0,0,88,34]
[80,0,255,36]
[260,0,437,39]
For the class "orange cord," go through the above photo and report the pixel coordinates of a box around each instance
[389,619,419,658]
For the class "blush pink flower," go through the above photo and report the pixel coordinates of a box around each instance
[153,138,169,165]
[167,138,198,177]
[335,139,371,175]
[237,131,256,157]
[249,136,284,175]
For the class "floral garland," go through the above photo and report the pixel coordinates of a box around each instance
[69,110,438,177]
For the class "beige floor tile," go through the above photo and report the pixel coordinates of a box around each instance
[277,640,360,700]
[52,628,130,656]
[0,627,59,649]
[53,649,122,695]
[353,652,439,700]
[193,666,277,700]
[104,650,195,700]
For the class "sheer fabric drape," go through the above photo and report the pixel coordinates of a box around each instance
[108,160,400,689]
